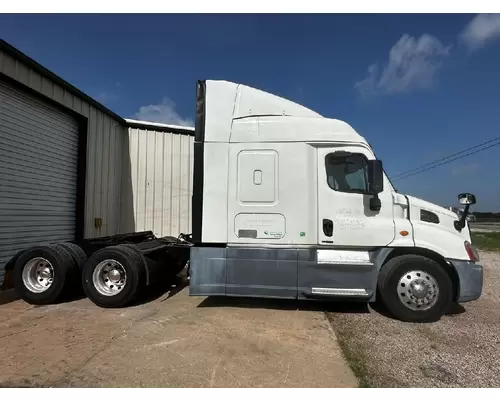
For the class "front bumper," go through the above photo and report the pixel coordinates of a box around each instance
[447,258,483,303]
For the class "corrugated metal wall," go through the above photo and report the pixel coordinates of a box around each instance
[0,47,125,240]
[120,127,194,238]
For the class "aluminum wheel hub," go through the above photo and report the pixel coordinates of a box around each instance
[92,259,127,297]
[398,270,439,311]
[108,269,122,283]
[39,267,52,279]
[22,257,54,293]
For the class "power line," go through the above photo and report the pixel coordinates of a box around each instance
[391,135,500,179]
[394,141,500,181]
[392,140,500,181]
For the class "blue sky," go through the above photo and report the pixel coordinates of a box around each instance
[1,14,500,211]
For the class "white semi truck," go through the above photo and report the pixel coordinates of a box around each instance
[7,80,483,323]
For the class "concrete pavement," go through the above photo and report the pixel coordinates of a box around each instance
[0,279,357,388]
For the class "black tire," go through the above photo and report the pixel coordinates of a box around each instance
[13,245,76,305]
[2,250,26,290]
[123,243,182,284]
[57,242,87,270]
[55,243,87,297]
[82,245,146,308]
[120,244,155,284]
[377,254,453,323]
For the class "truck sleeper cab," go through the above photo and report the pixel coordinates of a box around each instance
[188,80,483,323]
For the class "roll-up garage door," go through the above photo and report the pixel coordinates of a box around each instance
[0,80,79,285]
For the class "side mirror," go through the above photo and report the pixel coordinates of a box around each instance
[455,193,477,232]
[367,160,384,195]
[458,193,476,205]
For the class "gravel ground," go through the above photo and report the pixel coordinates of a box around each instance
[327,251,500,388]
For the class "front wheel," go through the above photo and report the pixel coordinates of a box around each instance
[377,254,453,323]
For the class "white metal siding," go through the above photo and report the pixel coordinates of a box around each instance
[0,80,78,284]
[120,127,194,238]
[0,48,125,240]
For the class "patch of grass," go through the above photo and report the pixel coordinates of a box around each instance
[327,315,372,388]
[471,232,500,251]
[336,335,372,387]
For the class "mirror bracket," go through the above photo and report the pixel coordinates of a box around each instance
[454,193,476,232]
[454,204,471,232]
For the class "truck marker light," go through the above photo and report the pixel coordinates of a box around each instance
[464,241,479,262]
[400,230,409,236]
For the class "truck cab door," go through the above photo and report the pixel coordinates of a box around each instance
[317,146,395,247]
[296,146,395,300]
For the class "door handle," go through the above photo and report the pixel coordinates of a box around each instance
[323,219,333,237]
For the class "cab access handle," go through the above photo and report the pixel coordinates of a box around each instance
[323,219,333,237]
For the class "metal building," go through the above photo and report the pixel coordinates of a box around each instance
[120,119,194,239]
[0,40,194,286]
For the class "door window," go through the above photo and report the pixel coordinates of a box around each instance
[325,152,369,194]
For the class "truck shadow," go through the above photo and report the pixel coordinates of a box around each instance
[132,274,189,306]
[0,289,19,306]
[197,296,370,314]
[369,301,466,321]
[197,296,466,319]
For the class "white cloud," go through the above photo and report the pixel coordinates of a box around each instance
[355,34,451,96]
[133,97,193,127]
[459,14,500,51]
[452,163,479,176]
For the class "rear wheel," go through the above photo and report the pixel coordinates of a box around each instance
[57,242,87,270]
[57,242,88,295]
[378,254,453,322]
[13,245,76,305]
[82,245,146,308]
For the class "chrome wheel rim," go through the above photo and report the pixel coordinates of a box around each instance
[398,270,439,311]
[22,257,54,293]
[92,259,127,296]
